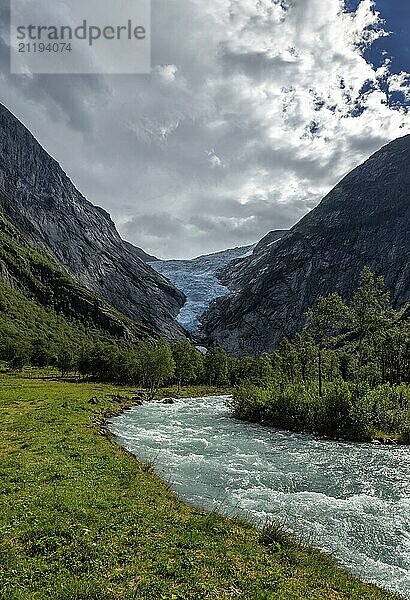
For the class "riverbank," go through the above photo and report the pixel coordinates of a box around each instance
[0,374,403,599]
[111,394,410,597]
[229,382,410,444]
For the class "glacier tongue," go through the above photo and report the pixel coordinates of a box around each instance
[149,245,253,332]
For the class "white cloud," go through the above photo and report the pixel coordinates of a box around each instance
[1,0,409,258]
[388,72,410,101]
[206,149,225,168]
[153,64,179,83]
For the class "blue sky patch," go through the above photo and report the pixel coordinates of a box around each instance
[345,0,409,107]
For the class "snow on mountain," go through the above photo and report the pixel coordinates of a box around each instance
[149,245,254,332]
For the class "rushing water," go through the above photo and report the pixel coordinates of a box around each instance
[109,395,410,598]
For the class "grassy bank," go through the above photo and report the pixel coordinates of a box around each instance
[0,375,402,600]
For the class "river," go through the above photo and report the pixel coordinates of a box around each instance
[109,395,410,598]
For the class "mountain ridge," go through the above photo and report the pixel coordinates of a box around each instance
[200,135,410,355]
[218,230,286,290]
[0,103,186,340]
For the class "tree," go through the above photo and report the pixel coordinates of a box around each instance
[78,343,94,380]
[1,338,19,362]
[292,332,317,384]
[31,337,55,367]
[172,341,203,391]
[205,347,229,386]
[139,340,175,398]
[277,338,300,384]
[56,344,76,378]
[8,344,32,371]
[351,267,394,367]
[307,293,349,396]
[373,318,410,385]
[116,347,141,386]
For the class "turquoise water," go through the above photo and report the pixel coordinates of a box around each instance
[109,395,410,598]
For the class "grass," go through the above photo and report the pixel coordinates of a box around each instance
[0,374,403,600]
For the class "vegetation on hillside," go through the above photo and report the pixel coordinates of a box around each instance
[0,280,124,370]
[0,210,153,346]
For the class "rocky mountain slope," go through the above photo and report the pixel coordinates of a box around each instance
[0,209,154,343]
[0,103,185,339]
[219,230,286,290]
[123,241,158,263]
[150,245,254,332]
[201,135,410,355]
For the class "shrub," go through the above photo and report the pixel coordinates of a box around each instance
[228,383,270,422]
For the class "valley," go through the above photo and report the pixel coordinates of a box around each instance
[0,101,408,600]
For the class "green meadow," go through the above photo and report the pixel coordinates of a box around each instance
[0,374,402,600]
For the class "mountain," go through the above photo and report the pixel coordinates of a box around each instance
[0,209,155,353]
[219,230,286,290]
[149,245,254,332]
[0,103,185,339]
[123,241,158,263]
[200,135,410,355]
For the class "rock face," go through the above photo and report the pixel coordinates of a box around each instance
[123,240,158,263]
[0,103,186,339]
[219,230,286,290]
[201,135,410,355]
[0,210,154,342]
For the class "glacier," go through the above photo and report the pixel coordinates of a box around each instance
[149,245,253,332]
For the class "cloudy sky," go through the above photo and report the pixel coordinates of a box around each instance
[1,0,409,259]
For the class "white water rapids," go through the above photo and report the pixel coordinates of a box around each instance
[109,395,410,598]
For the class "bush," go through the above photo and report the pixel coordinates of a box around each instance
[228,383,270,422]
[264,385,315,432]
[229,381,410,442]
